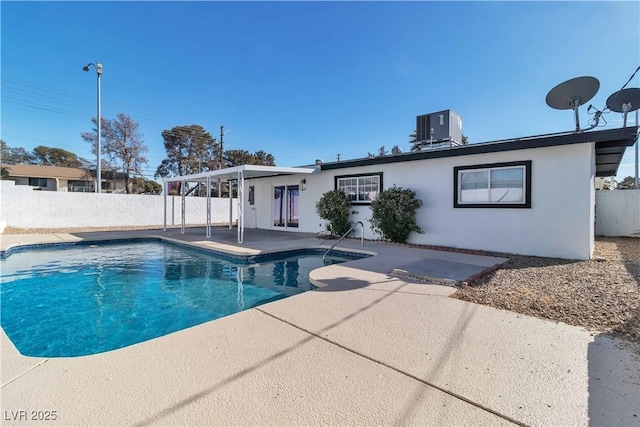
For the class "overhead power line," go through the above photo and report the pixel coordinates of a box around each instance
[3,75,302,162]
[3,97,89,120]
[2,75,165,117]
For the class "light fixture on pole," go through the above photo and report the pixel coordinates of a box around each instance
[83,62,103,193]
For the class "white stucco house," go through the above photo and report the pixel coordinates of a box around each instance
[163,126,638,260]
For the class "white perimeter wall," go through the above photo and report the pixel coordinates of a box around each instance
[0,180,237,229]
[595,189,640,236]
[245,143,596,259]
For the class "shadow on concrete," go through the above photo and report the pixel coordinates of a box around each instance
[312,276,400,292]
[396,302,481,425]
[587,334,640,426]
[133,281,411,426]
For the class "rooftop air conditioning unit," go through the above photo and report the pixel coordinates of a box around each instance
[416,110,463,148]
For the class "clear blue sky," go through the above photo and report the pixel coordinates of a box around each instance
[2,1,639,182]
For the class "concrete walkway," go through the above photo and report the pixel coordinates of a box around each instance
[1,228,638,426]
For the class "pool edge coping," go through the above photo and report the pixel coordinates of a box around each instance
[0,234,378,263]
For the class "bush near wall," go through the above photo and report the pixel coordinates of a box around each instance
[369,186,423,243]
[315,189,352,236]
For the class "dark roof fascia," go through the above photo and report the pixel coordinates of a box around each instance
[320,127,639,171]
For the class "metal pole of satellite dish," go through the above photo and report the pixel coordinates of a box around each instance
[635,109,638,189]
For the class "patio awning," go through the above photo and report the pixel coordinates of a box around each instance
[161,165,315,243]
[161,164,315,183]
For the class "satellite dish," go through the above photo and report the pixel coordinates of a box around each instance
[391,145,402,154]
[546,76,600,132]
[606,88,640,127]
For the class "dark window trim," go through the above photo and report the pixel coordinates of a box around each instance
[334,172,383,205]
[453,160,531,209]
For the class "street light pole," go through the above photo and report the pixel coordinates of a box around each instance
[83,62,103,193]
[219,125,224,197]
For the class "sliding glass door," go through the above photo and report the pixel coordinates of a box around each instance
[273,185,299,229]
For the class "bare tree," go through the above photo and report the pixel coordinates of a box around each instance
[82,114,148,194]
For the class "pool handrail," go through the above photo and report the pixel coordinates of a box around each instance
[322,221,364,262]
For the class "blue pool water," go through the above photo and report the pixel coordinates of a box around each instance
[0,241,356,357]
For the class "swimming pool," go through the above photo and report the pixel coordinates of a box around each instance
[0,240,364,358]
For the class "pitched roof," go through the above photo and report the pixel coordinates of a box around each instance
[2,164,92,180]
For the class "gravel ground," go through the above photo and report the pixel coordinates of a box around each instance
[3,226,639,344]
[455,238,640,345]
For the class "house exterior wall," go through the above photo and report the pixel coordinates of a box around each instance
[588,144,596,256]
[595,189,640,236]
[1,180,236,229]
[9,177,105,192]
[10,177,56,191]
[103,180,127,193]
[10,177,29,186]
[244,143,596,259]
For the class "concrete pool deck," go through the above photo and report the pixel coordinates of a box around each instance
[1,228,638,426]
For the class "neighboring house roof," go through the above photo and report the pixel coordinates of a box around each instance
[3,164,91,180]
[320,126,639,177]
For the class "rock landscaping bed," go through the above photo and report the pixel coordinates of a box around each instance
[454,237,640,345]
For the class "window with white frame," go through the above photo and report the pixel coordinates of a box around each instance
[454,161,531,208]
[335,173,382,203]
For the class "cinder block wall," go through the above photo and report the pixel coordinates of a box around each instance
[595,189,640,236]
[0,181,237,229]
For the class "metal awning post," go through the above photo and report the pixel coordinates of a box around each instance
[163,181,167,232]
[228,181,233,230]
[157,166,314,239]
[181,180,186,234]
[206,176,211,238]
[237,170,244,244]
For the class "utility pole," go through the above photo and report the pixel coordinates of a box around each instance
[220,125,225,168]
[218,125,224,197]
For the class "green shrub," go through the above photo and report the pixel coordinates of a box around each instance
[369,186,423,243]
[315,189,352,236]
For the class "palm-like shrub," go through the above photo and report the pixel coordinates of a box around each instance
[369,186,423,243]
[315,189,352,236]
